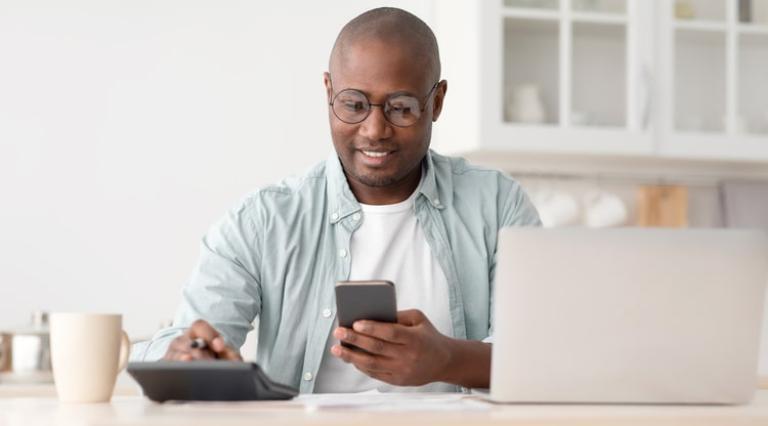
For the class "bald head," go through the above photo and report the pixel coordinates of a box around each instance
[329,7,440,83]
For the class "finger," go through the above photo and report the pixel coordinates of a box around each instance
[164,336,193,360]
[189,348,217,360]
[166,336,218,361]
[188,319,221,343]
[168,334,192,353]
[396,309,426,326]
[331,344,391,374]
[207,336,241,360]
[352,321,408,344]
[187,321,241,360]
[334,327,398,356]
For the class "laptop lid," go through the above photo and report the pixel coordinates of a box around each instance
[491,228,768,404]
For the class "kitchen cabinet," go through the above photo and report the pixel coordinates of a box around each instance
[433,0,768,163]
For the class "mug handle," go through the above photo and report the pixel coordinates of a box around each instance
[117,330,131,372]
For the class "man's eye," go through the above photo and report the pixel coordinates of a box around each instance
[342,101,366,111]
[389,105,412,114]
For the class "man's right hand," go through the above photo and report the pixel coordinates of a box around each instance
[163,319,242,361]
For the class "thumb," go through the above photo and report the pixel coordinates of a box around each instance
[397,309,426,326]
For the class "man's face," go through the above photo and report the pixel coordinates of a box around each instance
[324,40,445,188]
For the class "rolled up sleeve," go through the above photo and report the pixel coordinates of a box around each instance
[130,196,263,361]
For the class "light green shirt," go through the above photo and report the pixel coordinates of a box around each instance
[131,150,541,393]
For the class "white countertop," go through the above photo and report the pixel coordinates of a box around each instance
[2,386,768,426]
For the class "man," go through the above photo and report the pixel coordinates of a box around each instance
[131,7,540,393]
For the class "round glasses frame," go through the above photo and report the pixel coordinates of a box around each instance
[328,80,441,128]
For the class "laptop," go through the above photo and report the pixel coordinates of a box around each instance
[490,228,768,404]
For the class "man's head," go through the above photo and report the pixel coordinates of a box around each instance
[324,7,446,196]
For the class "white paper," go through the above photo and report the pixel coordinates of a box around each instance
[298,391,491,412]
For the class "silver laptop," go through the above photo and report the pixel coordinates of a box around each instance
[491,228,768,404]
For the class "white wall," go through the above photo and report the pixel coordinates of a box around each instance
[3,1,767,378]
[0,0,433,339]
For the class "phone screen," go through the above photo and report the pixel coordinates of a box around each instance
[335,280,397,349]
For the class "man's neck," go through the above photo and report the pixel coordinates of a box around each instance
[347,166,422,206]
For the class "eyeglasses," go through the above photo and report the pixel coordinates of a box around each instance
[328,80,440,128]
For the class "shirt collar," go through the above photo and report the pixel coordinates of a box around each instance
[418,150,443,210]
[325,150,444,224]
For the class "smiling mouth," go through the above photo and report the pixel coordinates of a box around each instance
[360,150,391,158]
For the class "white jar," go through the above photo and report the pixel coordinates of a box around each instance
[506,84,546,124]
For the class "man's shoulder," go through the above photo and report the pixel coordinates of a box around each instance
[430,150,519,187]
[430,150,541,226]
[237,159,328,212]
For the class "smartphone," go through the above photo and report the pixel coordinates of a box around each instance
[335,280,397,349]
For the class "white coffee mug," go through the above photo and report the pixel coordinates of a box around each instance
[533,189,580,228]
[50,313,130,403]
[583,191,628,228]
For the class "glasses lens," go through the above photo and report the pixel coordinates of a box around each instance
[385,95,422,127]
[332,90,370,124]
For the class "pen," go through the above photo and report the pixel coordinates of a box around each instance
[190,337,208,350]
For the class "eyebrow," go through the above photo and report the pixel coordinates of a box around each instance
[344,87,418,102]
[339,87,419,99]
[328,75,420,99]
[386,90,417,98]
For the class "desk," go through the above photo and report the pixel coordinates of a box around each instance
[1,386,768,426]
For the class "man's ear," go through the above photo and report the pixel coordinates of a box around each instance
[323,72,333,103]
[432,80,447,122]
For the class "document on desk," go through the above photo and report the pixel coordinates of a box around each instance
[299,391,490,412]
[171,391,491,412]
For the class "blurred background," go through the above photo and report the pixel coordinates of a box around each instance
[1,0,767,376]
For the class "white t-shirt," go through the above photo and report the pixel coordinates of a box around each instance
[313,182,456,393]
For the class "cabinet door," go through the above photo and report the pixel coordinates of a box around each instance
[482,0,653,155]
[737,0,768,138]
[661,0,768,160]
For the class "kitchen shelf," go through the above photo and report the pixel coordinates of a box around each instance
[738,24,768,35]
[572,12,627,25]
[501,8,561,21]
[673,20,728,32]
[503,0,559,10]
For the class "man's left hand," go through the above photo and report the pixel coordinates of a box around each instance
[330,309,453,386]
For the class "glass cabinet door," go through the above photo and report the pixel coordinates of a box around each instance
[670,0,768,138]
[571,22,627,127]
[673,0,727,22]
[503,18,560,125]
[737,0,768,136]
[501,0,633,130]
[673,30,727,133]
[671,0,728,133]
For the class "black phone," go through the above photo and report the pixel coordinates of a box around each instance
[335,280,397,349]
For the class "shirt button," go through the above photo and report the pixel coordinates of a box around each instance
[352,213,361,221]
[322,308,332,318]
[339,249,347,258]
[303,372,313,381]
[330,212,339,221]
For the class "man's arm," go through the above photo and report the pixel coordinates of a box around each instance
[331,309,491,388]
[441,337,491,389]
[130,197,263,362]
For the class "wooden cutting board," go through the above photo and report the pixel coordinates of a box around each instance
[635,185,689,227]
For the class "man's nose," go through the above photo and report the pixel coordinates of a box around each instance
[358,105,394,141]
